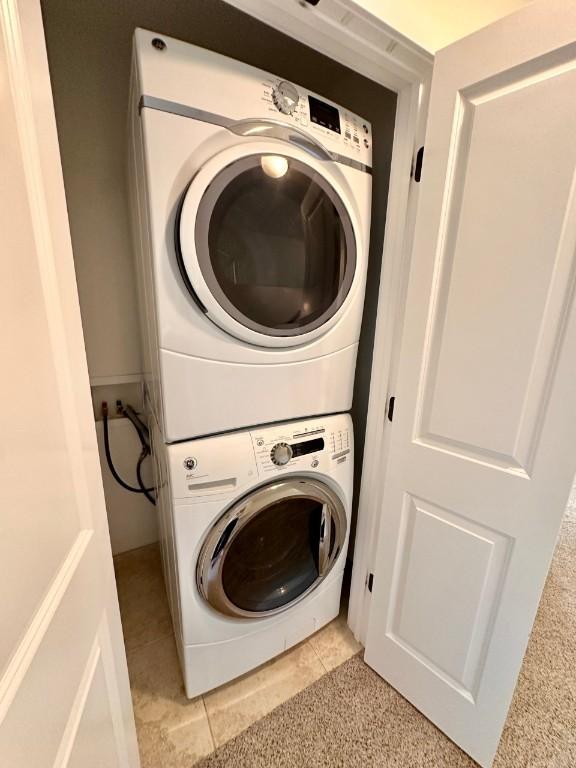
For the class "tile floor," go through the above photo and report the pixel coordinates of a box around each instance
[114,543,363,767]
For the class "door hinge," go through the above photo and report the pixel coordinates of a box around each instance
[412,146,424,182]
[387,396,396,422]
[367,573,374,593]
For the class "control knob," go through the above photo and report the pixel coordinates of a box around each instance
[272,81,299,115]
[270,442,293,466]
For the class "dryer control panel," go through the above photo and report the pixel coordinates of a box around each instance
[261,78,372,166]
[135,29,372,169]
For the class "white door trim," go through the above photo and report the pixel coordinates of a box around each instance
[347,84,428,640]
[222,0,433,640]
[223,0,433,88]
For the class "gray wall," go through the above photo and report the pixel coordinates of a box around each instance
[41,0,397,551]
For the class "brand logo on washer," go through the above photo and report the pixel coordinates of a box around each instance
[183,457,197,471]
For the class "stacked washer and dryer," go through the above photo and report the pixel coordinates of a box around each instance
[129,28,372,697]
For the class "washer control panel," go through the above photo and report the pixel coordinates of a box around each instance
[252,418,351,475]
[166,414,352,499]
[329,427,350,455]
[270,442,293,465]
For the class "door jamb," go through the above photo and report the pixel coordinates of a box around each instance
[222,0,433,641]
[348,83,428,642]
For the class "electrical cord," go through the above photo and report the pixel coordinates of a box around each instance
[102,402,156,505]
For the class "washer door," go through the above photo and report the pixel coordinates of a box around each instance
[196,477,347,618]
[177,144,358,348]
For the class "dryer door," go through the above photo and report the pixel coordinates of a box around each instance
[197,477,347,618]
[177,144,359,348]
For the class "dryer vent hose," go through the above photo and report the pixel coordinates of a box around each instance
[102,401,156,506]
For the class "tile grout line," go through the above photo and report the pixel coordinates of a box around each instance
[201,694,218,756]
[124,628,174,657]
[307,638,329,674]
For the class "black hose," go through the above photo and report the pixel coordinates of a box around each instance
[137,450,156,505]
[123,404,150,449]
[102,404,155,504]
[103,406,143,493]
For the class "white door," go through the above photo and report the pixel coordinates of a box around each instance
[0,1,139,766]
[364,1,576,766]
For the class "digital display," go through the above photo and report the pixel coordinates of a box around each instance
[308,96,341,134]
[292,438,324,457]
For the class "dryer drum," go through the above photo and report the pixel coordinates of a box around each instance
[179,153,357,339]
[196,477,347,618]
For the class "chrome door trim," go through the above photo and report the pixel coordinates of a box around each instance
[139,95,372,174]
[318,504,331,576]
[196,477,347,619]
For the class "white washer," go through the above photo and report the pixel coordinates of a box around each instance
[151,412,353,698]
[129,29,373,441]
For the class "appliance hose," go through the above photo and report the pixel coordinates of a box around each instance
[102,402,156,505]
[137,449,156,505]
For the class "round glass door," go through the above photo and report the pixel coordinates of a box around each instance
[196,478,347,618]
[177,154,356,338]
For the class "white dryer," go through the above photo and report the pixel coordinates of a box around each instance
[151,412,353,698]
[129,29,373,441]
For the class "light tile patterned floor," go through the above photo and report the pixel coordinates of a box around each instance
[114,543,362,767]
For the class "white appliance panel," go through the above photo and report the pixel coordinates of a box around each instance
[134,28,372,168]
[130,30,373,440]
[153,413,353,697]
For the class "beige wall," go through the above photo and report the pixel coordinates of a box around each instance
[354,0,533,52]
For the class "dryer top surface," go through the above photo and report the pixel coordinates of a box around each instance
[133,28,372,168]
